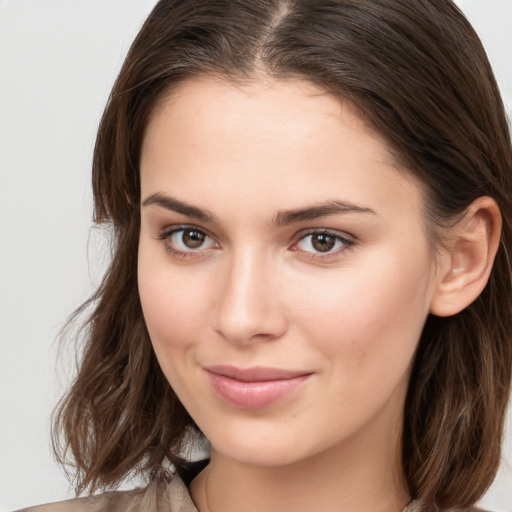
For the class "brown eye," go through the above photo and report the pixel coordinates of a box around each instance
[163,227,217,254]
[311,233,336,252]
[182,229,205,248]
[295,231,354,257]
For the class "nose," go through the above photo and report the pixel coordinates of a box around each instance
[211,249,288,346]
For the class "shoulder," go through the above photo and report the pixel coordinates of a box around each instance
[454,508,493,512]
[407,501,493,512]
[16,487,144,512]
[15,474,198,512]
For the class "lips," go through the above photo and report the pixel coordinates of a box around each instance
[204,365,312,409]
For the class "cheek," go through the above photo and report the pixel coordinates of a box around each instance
[292,247,433,379]
[138,262,214,409]
[137,249,211,353]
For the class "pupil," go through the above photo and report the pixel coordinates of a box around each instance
[312,234,335,252]
[182,230,205,248]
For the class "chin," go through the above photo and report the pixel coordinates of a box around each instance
[214,442,304,468]
[199,419,305,467]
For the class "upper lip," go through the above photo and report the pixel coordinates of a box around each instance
[204,365,311,382]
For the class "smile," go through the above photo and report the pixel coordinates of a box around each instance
[204,365,312,409]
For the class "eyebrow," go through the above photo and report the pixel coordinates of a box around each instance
[142,193,377,226]
[273,200,377,226]
[142,193,216,222]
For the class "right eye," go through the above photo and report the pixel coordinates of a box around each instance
[159,226,218,257]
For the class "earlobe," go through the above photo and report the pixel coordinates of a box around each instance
[430,196,502,317]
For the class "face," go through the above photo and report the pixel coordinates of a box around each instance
[138,76,439,469]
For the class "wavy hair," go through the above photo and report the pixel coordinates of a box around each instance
[53,1,512,509]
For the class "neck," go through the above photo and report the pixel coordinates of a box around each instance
[190,412,410,512]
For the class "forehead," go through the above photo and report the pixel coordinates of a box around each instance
[140,76,425,226]
[144,76,390,163]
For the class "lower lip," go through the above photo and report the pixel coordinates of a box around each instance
[206,372,311,409]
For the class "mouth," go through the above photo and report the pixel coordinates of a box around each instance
[203,365,313,409]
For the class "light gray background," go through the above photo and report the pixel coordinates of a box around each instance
[0,1,511,511]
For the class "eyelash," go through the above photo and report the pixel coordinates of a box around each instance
[157,224,356,261]
[292,229,356,261]
[158,224,218,260]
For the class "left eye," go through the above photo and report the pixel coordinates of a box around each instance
[165,228,217,251]
[295,232,351,254]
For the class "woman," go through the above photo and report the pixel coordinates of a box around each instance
[20,1,512,511]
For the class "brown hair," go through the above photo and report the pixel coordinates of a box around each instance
[54,1,512,509]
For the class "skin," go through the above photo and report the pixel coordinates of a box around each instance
[137,76,450,512]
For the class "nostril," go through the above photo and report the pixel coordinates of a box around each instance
[211,293,287,346]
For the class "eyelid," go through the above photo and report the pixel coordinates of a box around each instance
[293,227,355,244]
[156,224,355,261]
[158,224,219,257]
[158,223,216,240]
[290,228,356,258]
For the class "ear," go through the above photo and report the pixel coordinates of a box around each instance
[430,196,502,317]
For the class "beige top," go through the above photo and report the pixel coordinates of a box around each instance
[18,475,197,512]
[18,474,424,512]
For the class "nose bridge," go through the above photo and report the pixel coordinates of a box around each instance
[213,245,285,344]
